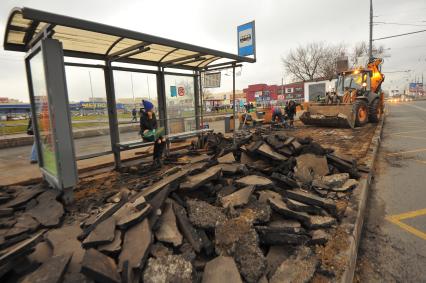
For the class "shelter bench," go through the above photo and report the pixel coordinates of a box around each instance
[116,128,214,154]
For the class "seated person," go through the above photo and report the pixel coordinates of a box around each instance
[140,100,166,167]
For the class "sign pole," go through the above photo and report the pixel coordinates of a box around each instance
[232,64,236,145]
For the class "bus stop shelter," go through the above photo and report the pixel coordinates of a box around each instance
[3,7,255,194]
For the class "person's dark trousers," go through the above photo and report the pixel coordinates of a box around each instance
[272,112,283,123]
[153,138,165,160]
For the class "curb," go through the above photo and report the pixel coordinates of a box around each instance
[339,114,386,283]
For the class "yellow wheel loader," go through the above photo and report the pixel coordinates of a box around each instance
[300,58,385,128]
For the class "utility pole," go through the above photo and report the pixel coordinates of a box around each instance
[369,0,373,60]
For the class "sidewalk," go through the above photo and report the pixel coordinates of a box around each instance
[0,140,190,186]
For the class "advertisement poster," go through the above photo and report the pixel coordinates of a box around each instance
[29,51,58,177]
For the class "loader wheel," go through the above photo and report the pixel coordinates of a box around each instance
[353,100,368,127]
[368,98,381,123]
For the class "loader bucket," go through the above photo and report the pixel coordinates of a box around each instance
[299,103,356,128]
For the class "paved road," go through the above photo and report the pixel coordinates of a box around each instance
[355,100,426,282]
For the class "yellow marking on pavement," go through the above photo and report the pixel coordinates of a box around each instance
[388,129,426,136]
[387,147,426,156]
[386,208,426,241]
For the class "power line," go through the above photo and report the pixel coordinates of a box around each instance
[374,21,426,27]
[373,29,426,41]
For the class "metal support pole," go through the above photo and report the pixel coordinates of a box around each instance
[194,70,201,130]
[104,61,121,168]
[157,67,168,134]
[232,64,236,145]
[200,71,204,129]
[369,0,373,60]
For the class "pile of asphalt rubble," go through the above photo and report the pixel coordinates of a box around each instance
[0,129,364,283]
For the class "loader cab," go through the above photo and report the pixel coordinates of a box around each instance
[336,70,371,96]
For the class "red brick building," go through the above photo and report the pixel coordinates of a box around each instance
[243,82,304,104]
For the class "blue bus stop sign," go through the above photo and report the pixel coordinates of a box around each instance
[237,21,255,57]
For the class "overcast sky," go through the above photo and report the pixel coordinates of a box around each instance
[0,0,425,102]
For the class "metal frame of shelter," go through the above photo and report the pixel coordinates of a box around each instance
[3,7,256,170]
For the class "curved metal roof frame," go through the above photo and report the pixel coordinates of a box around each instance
[3,7,255,70]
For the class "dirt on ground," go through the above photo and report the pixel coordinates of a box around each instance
[291,123,376,161]
[315,226,350,278]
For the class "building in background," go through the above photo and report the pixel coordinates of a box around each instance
[243,82,304,106]
[0,97,23,104]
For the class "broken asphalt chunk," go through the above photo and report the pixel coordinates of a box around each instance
[119,218,152,271]
[221,186,254,208]
[155,200,183,246]
[180,166,222,191]
[116,204,151,230]
[294,153,329,183]
[45,224,85,273]
[82,217,116,249]
[141,169,188,198]
[270,255,318,283]
[98,230,122,256]
[143,255,193,283]
[331,178,359,192]
[256,143,288,161]
[255,222,309,245]
[186,198,226,230]
[321,173,349,187]
[26,195,64,228]
[285,189,338,215]
[286,199,324,215]
[5,186,44,209]
[202,256,243,283]
[0,230,44,265]
[271,172,299,188]
[235,175,273,188]
[81,248,120,283]
[217,152,236,163]
[21,253,72,283]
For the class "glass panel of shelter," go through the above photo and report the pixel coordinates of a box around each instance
[64,66,111,158]
[164,75,196,134]
[113,70,158,143]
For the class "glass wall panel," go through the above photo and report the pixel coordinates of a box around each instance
[164,75,196,134]
[113,71,158,143]
[65,66,110,157]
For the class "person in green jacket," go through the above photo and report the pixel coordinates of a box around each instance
[140,100,165,167]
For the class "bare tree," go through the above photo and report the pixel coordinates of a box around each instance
[282,42,328,81]
[282,42,347,81]
[351,41,385,66]
[283,41,385,81]
[318,43,347,79]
